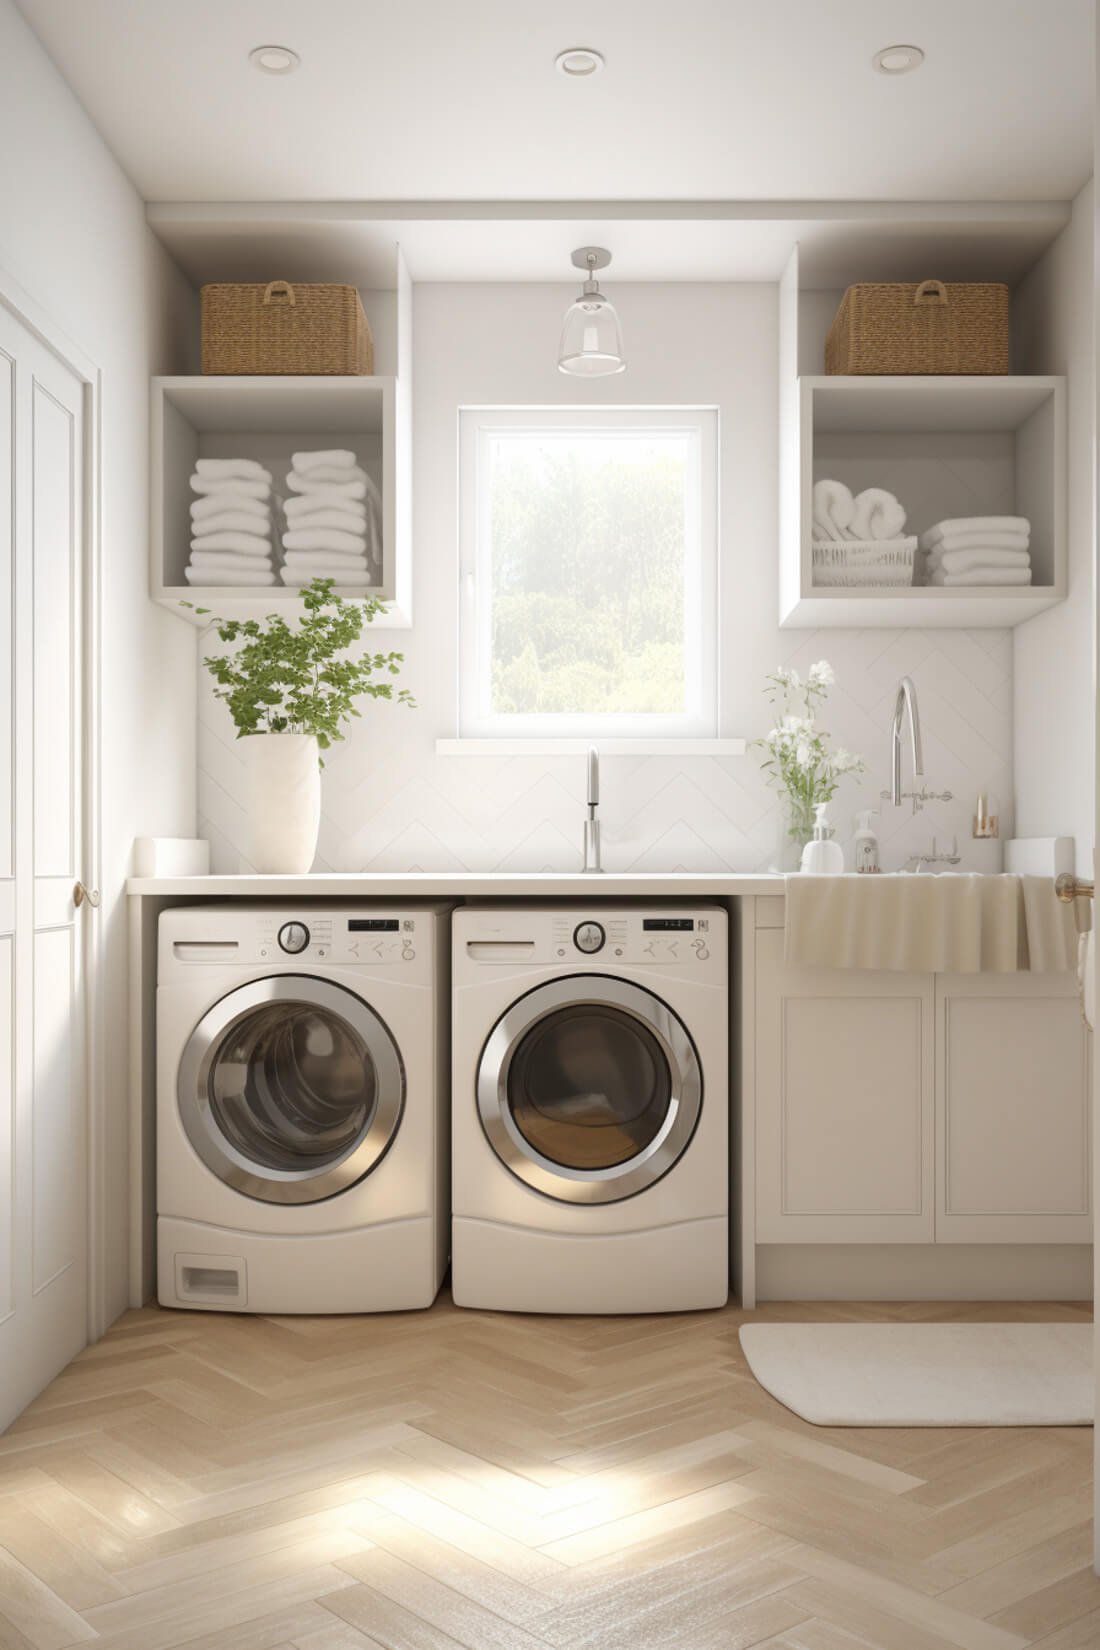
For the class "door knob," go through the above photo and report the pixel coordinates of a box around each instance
[73,881,100,909]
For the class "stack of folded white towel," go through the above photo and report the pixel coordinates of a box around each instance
[279,449,381,589]
[187,459,275,586]
[918,516,1032,586]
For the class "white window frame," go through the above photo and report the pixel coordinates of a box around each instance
[458,406,719,740]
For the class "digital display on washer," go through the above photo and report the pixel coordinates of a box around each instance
[642,918,694,931]
[347,919,400,932]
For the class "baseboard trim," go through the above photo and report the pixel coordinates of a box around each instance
[756,1244,1093,1302]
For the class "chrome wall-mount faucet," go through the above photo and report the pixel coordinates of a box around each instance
[583,745,602,873]
[888,677,924,807]
[883,678,953,814]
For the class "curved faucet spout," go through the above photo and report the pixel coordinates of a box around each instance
[583,745,602,872]
[890,677,924,807]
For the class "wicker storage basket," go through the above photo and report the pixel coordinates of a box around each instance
[201,281,374,375]
[812,538,917,589]
[825,280,1009,376]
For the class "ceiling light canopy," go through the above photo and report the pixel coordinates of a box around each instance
[872,43,924,75]
[249,44,301,75]
[554,47,605,78]
[558,247,625,377]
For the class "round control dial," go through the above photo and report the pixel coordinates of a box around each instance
[277,921,310,955]
[573,920,606,955]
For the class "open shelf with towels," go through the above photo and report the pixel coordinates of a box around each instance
[778,248,1067,629]
[151,242,412,629]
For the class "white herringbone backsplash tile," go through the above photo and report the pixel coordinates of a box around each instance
[197,627,1013,875]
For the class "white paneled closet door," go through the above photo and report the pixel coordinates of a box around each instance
[0,303,88,1429]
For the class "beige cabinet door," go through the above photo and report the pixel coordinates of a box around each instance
[755,928,935,1243]
[0,303,87,1429]
[936,972,1091,1242]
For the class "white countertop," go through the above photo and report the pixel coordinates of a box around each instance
[127,871,783,898]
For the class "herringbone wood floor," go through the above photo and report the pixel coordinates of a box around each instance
[0,1296,1095,1650]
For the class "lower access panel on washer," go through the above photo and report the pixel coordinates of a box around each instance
[452,1216,729,1314]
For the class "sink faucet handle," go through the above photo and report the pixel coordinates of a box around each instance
[587,745,599,808]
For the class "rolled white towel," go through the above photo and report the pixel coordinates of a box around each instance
[925,547,1031,576]
[291,449,358,473]
[277,507,369,534]
[190,476,272,501]
[285,475,367,500]
[925,515,1030,540]
[191,493,270,521]
[279,565,374,587]
[282,528,368,553]
[921,528,1030,554]
[929,566,1032,586]
[812,479,857,541]
[192,511,277,539]
[282,549,369,570]
[184,565,275,587]
[288,463,369,487]
[189,548,274,572]
[194,458,272,482]
[283,493,367,522]
[849,487,907,542]
[190,531,275,556]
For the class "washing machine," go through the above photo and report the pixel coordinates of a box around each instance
[452,904,728,1314]
[157,903,450,1314]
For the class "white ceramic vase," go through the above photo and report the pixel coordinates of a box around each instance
[240,732,321,873]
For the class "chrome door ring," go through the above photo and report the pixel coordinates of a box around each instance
[177,974,405,1205]
[476,974,702,1205]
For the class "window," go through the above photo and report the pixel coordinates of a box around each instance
[458,407,718,738]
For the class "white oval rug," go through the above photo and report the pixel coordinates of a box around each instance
[738,1322,1093,1427]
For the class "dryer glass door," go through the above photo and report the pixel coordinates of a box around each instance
[477,976,702,1204]
[178,976,404,1204]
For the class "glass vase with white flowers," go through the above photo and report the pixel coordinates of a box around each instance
[754,661,865,869]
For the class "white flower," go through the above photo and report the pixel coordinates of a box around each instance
[782,714,815,734]
[808,660,835,688]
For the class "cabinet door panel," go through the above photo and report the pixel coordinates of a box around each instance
[756,929,935,1243]
[938,974,1091,1242]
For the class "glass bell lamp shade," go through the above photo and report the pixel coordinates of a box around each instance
[558,290,626,376]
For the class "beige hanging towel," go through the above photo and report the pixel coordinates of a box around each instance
[783,873,1076,974]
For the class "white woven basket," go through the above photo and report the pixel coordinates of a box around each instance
[812,537,917,589]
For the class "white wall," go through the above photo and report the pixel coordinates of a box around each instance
[0,0,196,1323]
[1014,180,1096,872]
[198,281,1013,873]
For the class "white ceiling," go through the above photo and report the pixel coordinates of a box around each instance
[16,0,1095,205]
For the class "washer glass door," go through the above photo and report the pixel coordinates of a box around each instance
[477,976,702,1204]
[178,976,404,1204]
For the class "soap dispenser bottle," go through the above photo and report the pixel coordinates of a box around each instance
[853,809,880,874]
[799,802,845,874]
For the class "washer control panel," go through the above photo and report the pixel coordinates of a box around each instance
[252,912,422,966]
[162,907,436,982]
[536,910,722,967]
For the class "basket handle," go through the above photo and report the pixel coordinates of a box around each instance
[262,280,296,307]
[913,279,948,307]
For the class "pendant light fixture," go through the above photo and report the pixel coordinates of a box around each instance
[557,247,626,376]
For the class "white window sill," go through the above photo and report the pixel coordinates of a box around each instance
[435,738,748,756]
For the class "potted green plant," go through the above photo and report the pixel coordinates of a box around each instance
[184,579,414,873]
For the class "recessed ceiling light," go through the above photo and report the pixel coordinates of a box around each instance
[249,44,301,75]
[554,47,605,78]
[872,43,924,75]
